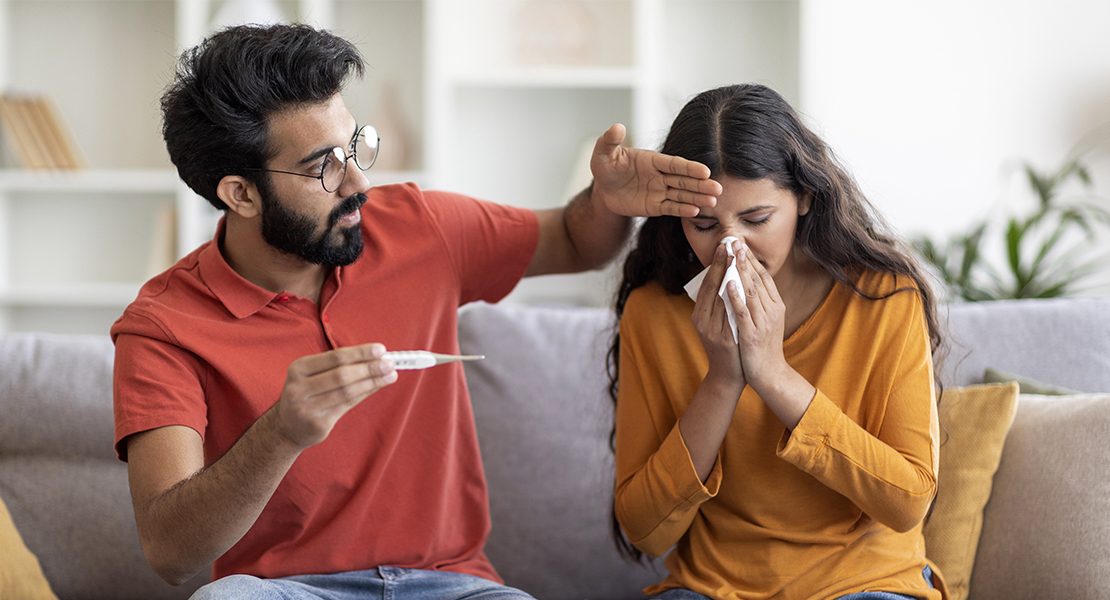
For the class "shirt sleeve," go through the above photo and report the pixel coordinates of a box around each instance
[113,311,209,462]
[421,189,539,306]
[776,291,939,533]
[613,296,723,557]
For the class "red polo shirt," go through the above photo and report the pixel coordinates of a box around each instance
[111,183,538,582]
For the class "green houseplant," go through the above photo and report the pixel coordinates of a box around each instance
[914,151,1110,302]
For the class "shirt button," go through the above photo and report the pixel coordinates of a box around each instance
[278,296,290,302]
[322,314,329,323]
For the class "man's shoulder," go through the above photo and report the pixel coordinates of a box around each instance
[110,244,220,345]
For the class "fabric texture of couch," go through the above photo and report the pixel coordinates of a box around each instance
[1,296,1108,600]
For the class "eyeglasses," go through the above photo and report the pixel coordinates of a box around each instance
[250,125,379,193]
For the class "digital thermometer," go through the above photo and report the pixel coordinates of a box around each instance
[383,351,485,370]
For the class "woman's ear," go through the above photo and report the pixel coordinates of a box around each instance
[798,191,814,216]
[217,176,262,219]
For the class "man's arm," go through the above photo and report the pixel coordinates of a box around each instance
[125,344,397,585]
[526,124,722,276]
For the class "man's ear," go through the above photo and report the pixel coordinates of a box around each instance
[798,191,814,217]
[217,175,263,219]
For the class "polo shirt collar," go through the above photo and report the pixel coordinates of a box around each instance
[197,217,284,319]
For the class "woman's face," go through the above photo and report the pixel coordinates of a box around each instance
[681,176,810,279]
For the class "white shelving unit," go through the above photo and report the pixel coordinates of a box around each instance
[0,0,799,333]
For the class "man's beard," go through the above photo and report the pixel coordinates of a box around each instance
[258,183,367,268]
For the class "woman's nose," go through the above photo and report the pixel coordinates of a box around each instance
[718,234,744,255]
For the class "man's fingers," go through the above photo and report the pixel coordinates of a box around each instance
[663,174,722,198]
[652,152,713,181]
[594,123,627,158]
[288,343,387,379]
[658,199,701,218]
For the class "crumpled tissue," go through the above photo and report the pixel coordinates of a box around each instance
[683,236,744,343]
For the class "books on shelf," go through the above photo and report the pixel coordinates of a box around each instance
[0,93,86,170]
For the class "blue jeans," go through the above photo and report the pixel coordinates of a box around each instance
[189,566,536,600]
[646,566,936,600]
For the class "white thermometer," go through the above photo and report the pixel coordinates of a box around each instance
[384,351,485,370]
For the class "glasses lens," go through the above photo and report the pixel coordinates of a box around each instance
[322,147,347,193]
[354,125,379,171]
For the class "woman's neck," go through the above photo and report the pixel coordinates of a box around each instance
[775,247,835,339]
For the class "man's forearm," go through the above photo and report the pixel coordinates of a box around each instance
[565,182,634,270]
[129,409,302,585]
[526,184,632,277]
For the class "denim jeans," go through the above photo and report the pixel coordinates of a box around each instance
[646,566,936,600]
[189,566,536,600]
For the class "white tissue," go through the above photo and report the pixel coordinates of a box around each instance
[683,236,744,343]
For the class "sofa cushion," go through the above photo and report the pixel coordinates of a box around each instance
[459,303,659,600]
[967,393,1110,600]
[0,333,116,460]
[981,367,1080,395]
[923,382,1019,600]
[0,456,208,599]
[0,493,57,600]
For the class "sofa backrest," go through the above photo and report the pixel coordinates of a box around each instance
[0,333,208,600]
[940,296,1110,392]
[459,296,1110,599]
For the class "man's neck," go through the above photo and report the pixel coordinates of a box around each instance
[221,214,330,305]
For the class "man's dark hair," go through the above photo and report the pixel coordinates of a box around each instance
[161,24,364,210]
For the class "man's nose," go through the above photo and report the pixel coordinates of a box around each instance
[338,156,372,196]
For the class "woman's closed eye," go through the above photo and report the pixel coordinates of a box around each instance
[691,219,718,232]
[746,212,772,226]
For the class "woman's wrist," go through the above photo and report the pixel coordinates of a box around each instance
[700,368,746,401]
[748,362,815,430]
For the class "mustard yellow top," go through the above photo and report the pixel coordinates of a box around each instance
[614,271,946,600]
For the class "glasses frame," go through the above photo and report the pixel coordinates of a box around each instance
[247,124,379,193]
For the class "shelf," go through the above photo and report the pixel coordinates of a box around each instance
[0,169,180,193]
[0,168,428,194]
[0,282,142,307]
[450,67,638,90]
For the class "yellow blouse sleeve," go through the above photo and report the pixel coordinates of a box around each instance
[776,291,940,532]
[613,291,722,557]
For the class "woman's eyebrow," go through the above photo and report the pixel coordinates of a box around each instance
[739,205,775,216]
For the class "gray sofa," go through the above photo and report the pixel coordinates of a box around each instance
[2,297,1108,600]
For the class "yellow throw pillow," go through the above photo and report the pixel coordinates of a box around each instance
[0,494,58,600]
[923,382,1019,600]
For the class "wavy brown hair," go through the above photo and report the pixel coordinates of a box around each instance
[605,84,945,562]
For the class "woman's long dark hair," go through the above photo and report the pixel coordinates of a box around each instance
[606,84,945,562]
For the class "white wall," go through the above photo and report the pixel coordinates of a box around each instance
[799,0,1110,244]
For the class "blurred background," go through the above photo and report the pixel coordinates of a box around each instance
[0,0,1107,334]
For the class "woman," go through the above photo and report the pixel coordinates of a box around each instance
[608,84,947,600]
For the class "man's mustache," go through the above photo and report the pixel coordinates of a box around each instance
[328,193,368,228]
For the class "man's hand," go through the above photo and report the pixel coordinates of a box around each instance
[126,342,396,585]
[272,343,397,449]
[590,123,722,218]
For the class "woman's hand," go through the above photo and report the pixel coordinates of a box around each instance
[691,242,746,397]
[726,243,814,430]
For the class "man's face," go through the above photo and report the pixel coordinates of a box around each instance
[258,179,366,267]
[257,94,371,267]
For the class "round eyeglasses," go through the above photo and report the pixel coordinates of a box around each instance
[250,124,379,193]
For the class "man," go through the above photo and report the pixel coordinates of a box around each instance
[112,24,720,599]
